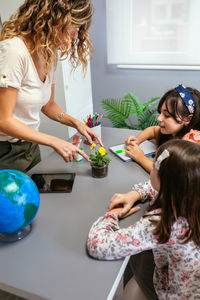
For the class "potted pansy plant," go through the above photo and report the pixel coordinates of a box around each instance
[89,144,111,178]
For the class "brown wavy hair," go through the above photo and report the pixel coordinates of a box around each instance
[151,139,200,246]
[0,0,94,74]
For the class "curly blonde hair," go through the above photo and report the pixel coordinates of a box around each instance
[0,0,94,74]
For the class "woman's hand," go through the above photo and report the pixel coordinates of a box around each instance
[107,191,141,218]
[126,142,145,163]
[125,135,138,146]
[76,121,103,146]
[52,137,90,162]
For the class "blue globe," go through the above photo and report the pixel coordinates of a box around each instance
[0,169,40,234]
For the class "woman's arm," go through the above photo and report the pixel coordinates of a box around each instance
[0,86,89,162]
[41,85,103,146]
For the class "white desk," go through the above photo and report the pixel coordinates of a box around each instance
[0,127,149,300]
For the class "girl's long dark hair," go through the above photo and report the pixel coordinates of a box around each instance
[151,139,200,246]
[157,87,200,146]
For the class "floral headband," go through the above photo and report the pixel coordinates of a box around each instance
[155,149,170,170]
[175,84,195,114]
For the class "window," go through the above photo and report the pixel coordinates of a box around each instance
[106,0,200,70]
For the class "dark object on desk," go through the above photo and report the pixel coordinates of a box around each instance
[31,173,75,193]
[50,179,72,191]
[91,163,108,178]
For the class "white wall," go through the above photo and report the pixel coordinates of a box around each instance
[90,0,200,127]
[0,0,23,20]
[40,59,93,139]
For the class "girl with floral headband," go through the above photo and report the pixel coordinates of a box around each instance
[87,139,200,300]
[125,84,200,173]
[0,0,102,172]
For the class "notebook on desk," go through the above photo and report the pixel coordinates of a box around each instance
[109,140,156,162]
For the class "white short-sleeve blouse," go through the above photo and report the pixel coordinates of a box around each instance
[0,37,56,142]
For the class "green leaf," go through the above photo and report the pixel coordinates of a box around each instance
[123,93,144,115]
[101,98,132,128]
[101,98,131,118]
[101,93,159,130]
[142,97,160,112]
[104,157,111,163]
[138,109,159,129]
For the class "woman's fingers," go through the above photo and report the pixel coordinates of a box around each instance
[86,130,103,147]
[77,122,103,146]
[63,151,75,162]
[54,139,90,162]
[77,148,90,161]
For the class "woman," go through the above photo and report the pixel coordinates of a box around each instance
[0,0,102,172]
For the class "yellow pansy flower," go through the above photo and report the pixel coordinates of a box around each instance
[90,143,96,150]
[98,147,106,156]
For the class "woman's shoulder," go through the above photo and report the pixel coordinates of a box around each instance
[182,129,200,145]
[0,37,29,71]
[0,37,27,58]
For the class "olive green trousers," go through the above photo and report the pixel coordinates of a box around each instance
[0,140,41,173]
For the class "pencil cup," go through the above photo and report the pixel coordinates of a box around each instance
[91,124,101,139]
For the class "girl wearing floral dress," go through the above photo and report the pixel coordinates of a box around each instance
[125,85,200,172]
[87,139,200,300]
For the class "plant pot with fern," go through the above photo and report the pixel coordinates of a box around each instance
[89,144,111,178]
[101,93,160,130]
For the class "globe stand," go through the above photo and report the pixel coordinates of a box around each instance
[0,223,32,243]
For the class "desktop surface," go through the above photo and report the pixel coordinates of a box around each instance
[0,127,149,300]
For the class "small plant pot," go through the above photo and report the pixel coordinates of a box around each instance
[91,163,108,178]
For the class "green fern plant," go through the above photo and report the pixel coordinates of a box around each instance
[101,93,160,129]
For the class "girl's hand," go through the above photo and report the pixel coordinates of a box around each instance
[52,138,90,162]
[76,121,103,146]
[125,135,138,146]
[126,142,145,163]
[106,207,141,219]
[107,191,141,218]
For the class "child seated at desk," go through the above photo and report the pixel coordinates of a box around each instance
[87,140,200,300]
[125,85,200,173]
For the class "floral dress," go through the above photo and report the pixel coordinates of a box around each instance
[87,181,200,300]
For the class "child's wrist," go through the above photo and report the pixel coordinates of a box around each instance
[127,190,140,202]
[135,153,145,163]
